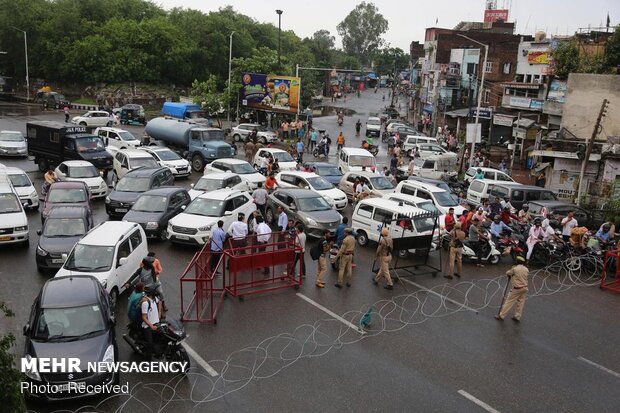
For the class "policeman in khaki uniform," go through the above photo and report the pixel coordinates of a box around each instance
[373,227,394,290]
[335,228,356,288]
[496,256,530,322]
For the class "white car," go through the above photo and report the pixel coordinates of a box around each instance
[71,110,117,127]
[386,122,406,134]
[275,171,348,210]
[385,192,446,229]
[54,160,108,199]
[189,173,248,200]
[0,172,29,246]
[95,127,141,149]
[167,189,256,245]
[205,158,265,191]
[0,130,28,157]
[231,123,278,144]
[253,148,297,171]
[140,147,191,178]
[464,167,514,184]
[0,165,38,210]
[365,116,381,137]
[112,148,160,180]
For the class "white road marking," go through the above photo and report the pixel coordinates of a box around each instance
[182,342,219,377]
[458,390,501,413]
[399,278,479,313]
[578,356,620,379]
[296,293,365,334]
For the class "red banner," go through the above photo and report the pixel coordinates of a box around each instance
[484,9,509,23]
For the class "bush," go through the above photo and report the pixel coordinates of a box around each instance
[0,302,26,412]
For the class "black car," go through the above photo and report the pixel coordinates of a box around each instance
[105,167,174,218]
[302,162,343,185]
[22,275,118,401]
[528,200,606,230]
[122,187,191,240]
[36,206,93,273]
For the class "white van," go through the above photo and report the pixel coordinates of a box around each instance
[405,155,458,180]
[464,167,513,184]
[351,198,438,256]
[385,192,445,228]
[112,148,160,180]
[95,127,142,149]
[466,179,511,207]
[394,180,465,216]
[0,171,29,246]
[338,147,376,173]
[401,136,438,154]
[55,222,148,305]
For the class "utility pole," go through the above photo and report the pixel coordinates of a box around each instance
[276,10,283,70]
[431,71,440,137]
[576,99,608,204]
[227,31,235,125]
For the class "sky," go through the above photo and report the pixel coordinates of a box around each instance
[157,0,618,50]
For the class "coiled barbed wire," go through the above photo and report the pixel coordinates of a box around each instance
[34,258,606,413]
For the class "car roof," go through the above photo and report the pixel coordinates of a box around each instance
[49,181,88,189]
[80,221,141,246]
[341,147,374,155]
[40,276,101,308]
[345,171,381,178]
[2,166,28,175]
[61,160,95,167]
[125,167,166,178]
[138,186,183,197]
[368,117,380,121]
[47,205,90,219]
[275,188,321,198]
[196,188,246,200]
[0,130,22,134]
[142,146,172,152]
[305,162,336,167]
[469,178,508,186]
[260,148,286,153]
[199,172,237,179]
[238,123,260,127]
[492,182,549,191]
[358,197,430,216]
[213,158,248,164]
[386,192,432,204]
[467,167,505,173]
[96,127,126,133]
[119,148,153,157]
[399,180,445,193]
[528,200,575,208]
[277,171,319,178]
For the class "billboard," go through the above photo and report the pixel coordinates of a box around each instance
[484,9,509,23]
[528,51,549,65]
[241,73,301,114]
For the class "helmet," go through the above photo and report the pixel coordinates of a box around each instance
[603,223,611,231]
[144,283,160,296]
[534,218,542,225]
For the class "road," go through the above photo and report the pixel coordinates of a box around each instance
[0,92,618,412]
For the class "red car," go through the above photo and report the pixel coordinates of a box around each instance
[40,181,93,225]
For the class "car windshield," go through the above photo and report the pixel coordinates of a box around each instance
[33,304,106,341]
[307,177,334,190]
[184,198,224,217]
[0,193,22,213]
[369,176,394,190]
[367,119,381,126]
[202,130,226,142]
[0,131,24,142]
[194,177,226,191]
[316,165,342,176]
[48,188,87,203]
[434,191,458,207]
[118,131,137,141]
[115,177,150,192]
[8,173,31,187]
[132,195,167,212]
[230,163,256,174]
[76,136,105,153]
[64,244,114,273]
[43,218,87,237]
[273,152,294,162]
[349,156,376,167]
[298,196,332,212]
[414,216,436,233]
[155,150,182,161]
[540,192,556,201]
[68,165,98,178]
[132,157,159,169]
[417,201,441,215]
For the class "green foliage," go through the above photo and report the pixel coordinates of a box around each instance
[372,47,409,75]
[552,40,581,79]
[0,301,26,413]
[191,75,222,117]
[603,26,620,71]
[337,2,388,65]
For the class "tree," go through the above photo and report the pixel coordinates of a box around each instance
[337,2,388,65]
[603,26,620,72]
[552,40,580,79]
[0,301,26,413]
[372,47,409,76]
[191,75,223,118]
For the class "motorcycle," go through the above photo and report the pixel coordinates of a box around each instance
[462,235,501,264]
[381,131,390,143]
[312,142,329,159]
[337,116,344,126]
[123,319,190,371]
[446,175,468,195]
[497,232,526,263]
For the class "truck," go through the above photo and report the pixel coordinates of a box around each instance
[144,117,234,172]
[26,121,113,174]
[162,102,207,120]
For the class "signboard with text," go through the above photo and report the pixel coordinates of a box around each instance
[241,72,301,114]
[527,51,549,65]
[470,108,492,119]
[466,123,482,143]
[484,9,509,23]
[493,114,514,127]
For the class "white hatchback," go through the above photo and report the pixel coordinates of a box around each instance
[204,158,265,191]
[55,160,108,198]
[140,147,191,178]
[253,148,297,171]
[275,171,348,210]
[189,172,248,200]
[0,165,39,210]
[71,110,116,127]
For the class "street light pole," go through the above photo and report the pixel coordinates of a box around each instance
[276,10,283,70]
[227,31,235,125]
[457,34,488,168]
[11,27,29,102]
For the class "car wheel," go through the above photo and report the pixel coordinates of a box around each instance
[356,230,368,246]
[79,121,87,126]
[106,121,113,127]
[109,287,119,308]
[233,134,241,142]
[397,249,408,258]
[265,208,275,224]
[191,154,205,172]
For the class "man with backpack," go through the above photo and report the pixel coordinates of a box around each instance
[311,229,331,288]
[127,282,145,333]
[141,284,161,361]
[373,227,394,290]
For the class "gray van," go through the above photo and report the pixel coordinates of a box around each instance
[488,183,556,210]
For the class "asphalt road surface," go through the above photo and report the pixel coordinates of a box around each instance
[0,92,618,413]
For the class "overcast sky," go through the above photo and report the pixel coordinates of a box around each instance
[158,0,618,50]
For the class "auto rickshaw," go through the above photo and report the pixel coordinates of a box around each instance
[120,104,146,125]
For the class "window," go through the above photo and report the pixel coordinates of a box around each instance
[274,193,288,204]
[497,173,512,181]
[485,61,493,73]
[115,152,123,162]
[230,176,242,186]
[190,131,201,141]
[169,192,184,208]
[373,208,393,224]
[511,190,524,202]
[484,171,495,179]
[281,175,296,184]
[117,239,131,264]
[59,164,68,174]
[357,204,373,219]
[129,230,143,251]
[233,196,248,210]
[417,190,432,200]
[64,140,75,150]
[98,130,106,138]
[503,62,511,74]
[422,160,435,169]
[346,175,357,183]
[470,181,484,193]
[401,185,416,196]
[483,89,490,104]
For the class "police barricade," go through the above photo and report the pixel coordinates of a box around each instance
[600,249,620,293]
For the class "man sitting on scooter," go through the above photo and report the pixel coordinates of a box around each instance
[490,215,511,244]
[141,284,160,361]
[468,217,487,267]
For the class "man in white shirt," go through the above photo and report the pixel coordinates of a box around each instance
[290,225,307,277]
[252,182,268,217]
[228,212,249,253]
[561,211,578,242]
[500,196,513,211]
[141,285,160,361]
[255,216,272,274]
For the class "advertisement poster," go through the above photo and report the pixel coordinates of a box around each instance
[547,79,567,103]
[241,72,301,114]
[483,9,509,23]
[527,51,549,65]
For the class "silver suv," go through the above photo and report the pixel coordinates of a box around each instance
[231,124,277,144]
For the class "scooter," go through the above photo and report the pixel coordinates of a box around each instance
[123,319,190,371]
[312,142,329,159]
[462,236,501,264]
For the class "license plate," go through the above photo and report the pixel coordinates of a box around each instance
[175,235,189,240]
[116,208,128,213]
[57,382,85,392]
[0,236,11,241]
[52,258,64,264]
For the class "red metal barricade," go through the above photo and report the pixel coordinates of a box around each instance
[180,244,225,323]
[600,249,620,293]
[224,232,303,299]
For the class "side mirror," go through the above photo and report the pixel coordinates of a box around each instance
[23,324,30,336]
[190,183,195,188]
[61,253,68,261]
[118,257,128,267]
[289,204,297,210]
[181,205,186,210]
[224,210,233,216]
[36,229,42,236]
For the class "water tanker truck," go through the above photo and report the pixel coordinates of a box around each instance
[145,117,234,172]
